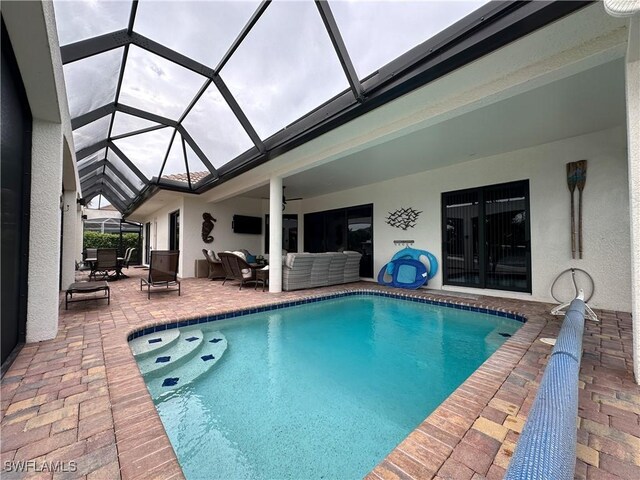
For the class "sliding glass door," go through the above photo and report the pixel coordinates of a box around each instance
[442,180,530,292]
[304,204,373,277]
[265,214,298,253]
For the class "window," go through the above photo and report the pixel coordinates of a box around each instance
[442,180,531,292]
[169,210,180,251]
[304,204,373,278]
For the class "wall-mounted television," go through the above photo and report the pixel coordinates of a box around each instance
[232,215,262,235]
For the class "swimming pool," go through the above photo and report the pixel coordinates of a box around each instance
[133,294,522,480]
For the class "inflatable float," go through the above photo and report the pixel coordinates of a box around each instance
[377,247,438,289]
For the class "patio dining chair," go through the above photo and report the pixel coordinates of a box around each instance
[123,247,136,268]
[90,248,119,280]
[218,252,263,290]
[202,249,225,280]
[140,250,181,299]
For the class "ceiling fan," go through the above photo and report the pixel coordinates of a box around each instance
[262,186,303,210]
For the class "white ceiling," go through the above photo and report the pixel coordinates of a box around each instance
[243,59,626,200]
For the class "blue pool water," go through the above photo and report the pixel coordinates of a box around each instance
[147,296,521,480]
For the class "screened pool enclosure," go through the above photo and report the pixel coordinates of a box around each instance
[56,0,585,214]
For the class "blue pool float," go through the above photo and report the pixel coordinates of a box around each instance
[377,258,428,289]
[385,247,438,281]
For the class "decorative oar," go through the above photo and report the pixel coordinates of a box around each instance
[575,160,587,259]
[566,162,578,259]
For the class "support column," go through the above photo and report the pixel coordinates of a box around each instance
[624,17,640,383]
[269,176,283,293]
[27,120,63,342]
[60,189,78,289]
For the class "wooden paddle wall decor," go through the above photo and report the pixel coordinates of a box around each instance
[566,160,587,259]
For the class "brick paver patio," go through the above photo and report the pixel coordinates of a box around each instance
[1,269,638,479]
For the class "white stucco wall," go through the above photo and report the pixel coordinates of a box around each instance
[300,127,630,312]
[623,16,640,381]
[180,196,264,278]
[139,195,264,278]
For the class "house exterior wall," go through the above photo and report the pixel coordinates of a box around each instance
[140,197,183,270]
[300,126,630,312]
[139,196,263,278]
[3,1,79,343]
[180,196,264,278]
[623,16,640,381]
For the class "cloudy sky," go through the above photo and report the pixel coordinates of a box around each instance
[56,0,488,205]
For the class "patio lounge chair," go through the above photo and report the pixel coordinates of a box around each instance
[140,250,181,299]
[218,252,264,290]
[202,249,225,280]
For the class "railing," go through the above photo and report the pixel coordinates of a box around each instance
[504,294,587,480]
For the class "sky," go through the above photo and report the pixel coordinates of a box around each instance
[56,0,489,205]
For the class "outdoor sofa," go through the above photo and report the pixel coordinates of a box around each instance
[282,251,362,291]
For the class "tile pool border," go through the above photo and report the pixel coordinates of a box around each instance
[126,289,527,342]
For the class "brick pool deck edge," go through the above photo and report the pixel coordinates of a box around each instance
[1,271,638,479]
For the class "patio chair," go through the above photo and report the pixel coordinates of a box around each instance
[202,249,225,280]
[123,247,136,268]
[140,250,181,299]
[218,252,263,290]
[90,248,119,280]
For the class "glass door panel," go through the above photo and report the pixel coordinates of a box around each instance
[304,212,325,253]
[347,206,373,277]
[265,215,298,254]
[145,222,151,264]
[484,183,529,291]
[443,190,481,286]
[169,210,180,251]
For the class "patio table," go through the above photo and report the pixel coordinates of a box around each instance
[86,257,125,280]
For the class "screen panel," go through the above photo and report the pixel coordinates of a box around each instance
[64,48,124,118]
[221,0,349,139]
[134,0,260,68]
[331,1,489,79]
[119,45,205,120]
[182,83,255,168]
[113,127,174,180]
[54,0,132,46]
[111,112,163,137]
[73,115,111,151]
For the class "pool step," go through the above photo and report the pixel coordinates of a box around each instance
[129,329,181,358]
[137,329,205,377]
[146,331,227,400]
